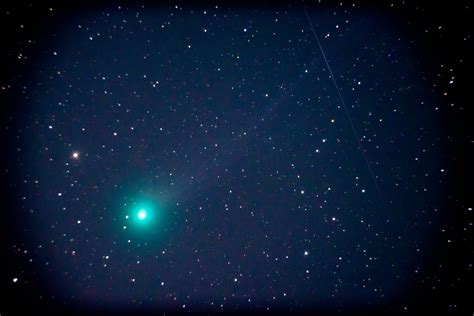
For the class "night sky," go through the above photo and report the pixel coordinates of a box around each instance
[1,1,471,315]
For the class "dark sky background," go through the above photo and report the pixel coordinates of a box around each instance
[0,1,471,315]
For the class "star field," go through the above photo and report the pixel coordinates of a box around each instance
[1,1,471,315]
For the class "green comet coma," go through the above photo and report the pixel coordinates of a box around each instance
[124,199,166,236]
[137,209,148,220]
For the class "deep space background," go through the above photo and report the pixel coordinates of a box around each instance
[0,0,471,315]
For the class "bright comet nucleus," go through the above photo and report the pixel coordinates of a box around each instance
[137,209,147,220]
